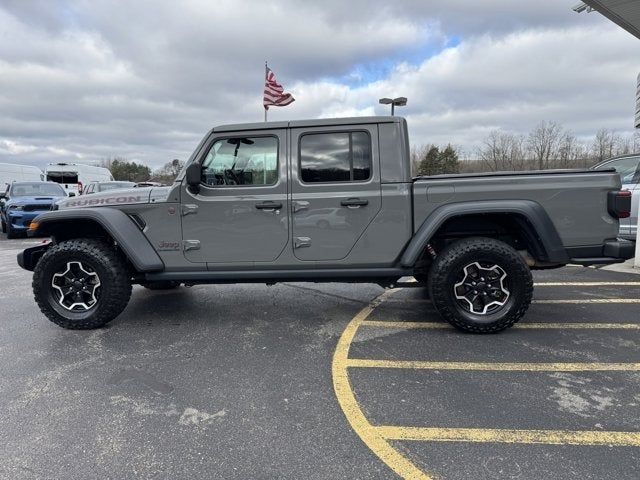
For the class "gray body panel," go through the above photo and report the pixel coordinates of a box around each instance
[412,170,621,249]
[26,116,629,281]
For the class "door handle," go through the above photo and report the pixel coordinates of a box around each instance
[255,201,283,211]
[294,237,312,249]
[340,198,368,208]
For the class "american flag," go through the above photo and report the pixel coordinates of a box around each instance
[263,67,295,110]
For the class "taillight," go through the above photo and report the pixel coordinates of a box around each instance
[77,181,83,194]
[608,190,632,219]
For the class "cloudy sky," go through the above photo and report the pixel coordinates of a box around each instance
[0,0,638,168]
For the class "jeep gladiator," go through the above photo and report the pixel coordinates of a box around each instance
[17,117,634,332]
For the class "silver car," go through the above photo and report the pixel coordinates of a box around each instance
[593,154,639,240]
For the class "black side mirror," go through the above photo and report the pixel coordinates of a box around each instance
[185,163,201,188]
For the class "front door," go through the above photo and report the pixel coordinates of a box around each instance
[181,130,288,264]
[290,125,381,261]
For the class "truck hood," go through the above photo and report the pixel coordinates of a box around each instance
[8,196,63,206]
[56,186,172,210]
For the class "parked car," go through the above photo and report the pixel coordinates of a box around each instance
[45,163,114,196]
[1,182,66,238]
[592,154,639,240]
[18,116,633,333]
[83,181,136,195]
[0,162,44,187]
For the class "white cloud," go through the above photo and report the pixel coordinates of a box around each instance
[0,0,637,168]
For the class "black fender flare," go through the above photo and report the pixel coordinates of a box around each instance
[28,208,164,272]
[400,200,569,267]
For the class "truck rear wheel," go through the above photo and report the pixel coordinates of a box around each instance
[427,237,533,333]
[33,238,132,329]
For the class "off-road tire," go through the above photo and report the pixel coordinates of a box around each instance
[141,281,181,290]
[427,237,533,333]
[33,238,132,329]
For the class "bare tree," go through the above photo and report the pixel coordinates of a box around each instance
[527,121,562,170]
[591,128,617,162]
[478,130,526,171]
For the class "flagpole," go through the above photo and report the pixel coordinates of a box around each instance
[264,61,268,122]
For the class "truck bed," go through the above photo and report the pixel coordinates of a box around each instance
[412,169,621,250]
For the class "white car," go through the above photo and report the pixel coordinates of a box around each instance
[593,154,639,240]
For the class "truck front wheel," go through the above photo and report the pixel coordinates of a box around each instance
[427,237,533,333]
[33,238,132,329]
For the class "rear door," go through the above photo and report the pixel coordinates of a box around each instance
[290,125,381,261]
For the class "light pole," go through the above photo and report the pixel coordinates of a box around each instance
[379,97,407,116]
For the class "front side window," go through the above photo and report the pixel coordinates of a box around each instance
[300,131,372,183]
[201,136,278,187]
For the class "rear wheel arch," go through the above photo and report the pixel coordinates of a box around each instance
[403,200,569,271]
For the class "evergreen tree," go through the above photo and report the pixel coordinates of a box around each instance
[439,144,460,174]
[417,145,441,176]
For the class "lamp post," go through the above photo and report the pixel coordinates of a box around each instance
[379,97,407,116]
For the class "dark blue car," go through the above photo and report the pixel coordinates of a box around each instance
[1,182,67,238]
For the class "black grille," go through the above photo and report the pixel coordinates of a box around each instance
[22,204,53,212]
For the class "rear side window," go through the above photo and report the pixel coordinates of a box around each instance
[300,131,371,183]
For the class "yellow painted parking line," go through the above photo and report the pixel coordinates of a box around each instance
[332,289,432,480]
[375,426,640,447]
[534,282,640,286]
[332,287,640,479]
[361,320,640,330]
[346,359,640,372]
[536,299,640,304]
[386,298,640,304]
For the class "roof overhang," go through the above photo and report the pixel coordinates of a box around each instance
[581,0,640,39]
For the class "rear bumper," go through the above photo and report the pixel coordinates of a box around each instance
[569,239,635,266]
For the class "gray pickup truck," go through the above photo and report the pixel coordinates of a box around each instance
[17,117,633,333]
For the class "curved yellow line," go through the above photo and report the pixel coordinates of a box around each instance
[331,289,431,480]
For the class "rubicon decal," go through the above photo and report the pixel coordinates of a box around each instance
[63,196,145,208]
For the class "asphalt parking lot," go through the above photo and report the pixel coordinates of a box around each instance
[1,235,639,479]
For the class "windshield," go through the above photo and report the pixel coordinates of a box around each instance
[46,171,79,184]
[98,182,135,192]
[10,182,65,197]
